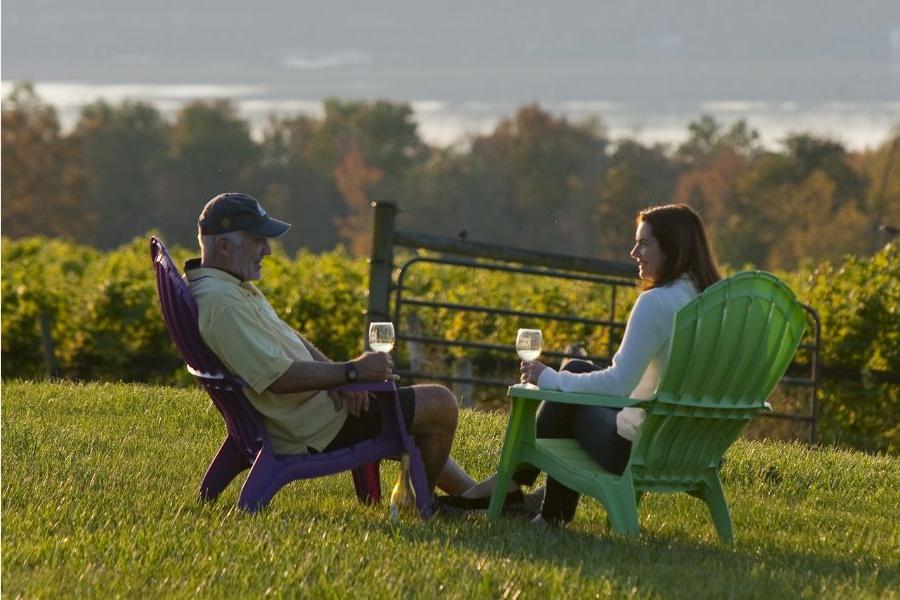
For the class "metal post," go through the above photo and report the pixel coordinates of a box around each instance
[454,359,474,408]
[366,202,398,344]
[809,308,822,444]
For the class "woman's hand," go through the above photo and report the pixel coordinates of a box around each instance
[520,360,548,385]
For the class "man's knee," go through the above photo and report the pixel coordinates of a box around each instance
[412,384,459,430]
[428,385,459,422]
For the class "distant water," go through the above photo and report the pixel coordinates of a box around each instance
[3,80,898,150]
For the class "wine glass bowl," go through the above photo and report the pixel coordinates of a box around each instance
[369,322,396,353]
[516,328,543,361]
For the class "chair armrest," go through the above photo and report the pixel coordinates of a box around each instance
[507,384,646,408]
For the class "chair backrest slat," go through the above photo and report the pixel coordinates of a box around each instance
[150,237,266,460]
[694,296,734,404]
[731,299,786,403]
[630,272,807,487]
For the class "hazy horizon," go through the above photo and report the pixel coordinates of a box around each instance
[4,1,900,149]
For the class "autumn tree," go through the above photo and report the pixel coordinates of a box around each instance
[399,144,515,244]
[854,131,900,253]
[593,140,679,259]
[310,99,427,254]
[3,85,894,270]
[69,100,168,248]
[1,83,92,239]
[256,115,344,253]
[156,100,260,247]
[672,116,762,265]
[406,105,609,256]
[677,115,761,167]
[736,134,869,268]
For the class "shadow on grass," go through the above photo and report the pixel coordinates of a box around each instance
[374,512,895,596]
[168,482,898,598]
[174,471,896,597]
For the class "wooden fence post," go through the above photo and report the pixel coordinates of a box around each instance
[366,201,397,347]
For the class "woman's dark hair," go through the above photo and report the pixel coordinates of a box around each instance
[637,204,721,291]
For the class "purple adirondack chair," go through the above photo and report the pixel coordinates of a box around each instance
[150,236,432,517]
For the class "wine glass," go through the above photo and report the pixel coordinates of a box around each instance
[369,322,395,353]
[516,328,543,361]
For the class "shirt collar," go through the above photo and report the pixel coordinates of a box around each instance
[185,260,264,296]
[184,258,243,286]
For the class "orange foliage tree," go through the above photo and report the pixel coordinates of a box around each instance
[1,83,93,240]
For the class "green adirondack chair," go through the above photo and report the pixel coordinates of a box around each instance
[487,271,807,542]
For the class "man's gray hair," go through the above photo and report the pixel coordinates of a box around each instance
[198,230,244,256]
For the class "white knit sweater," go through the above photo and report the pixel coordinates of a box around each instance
[536,275,699,441]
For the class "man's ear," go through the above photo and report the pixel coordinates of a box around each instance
[215,235,232,256]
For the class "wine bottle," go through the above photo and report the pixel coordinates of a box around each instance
[389,453,416,521]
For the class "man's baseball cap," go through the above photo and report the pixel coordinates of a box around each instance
[198,193,291,238]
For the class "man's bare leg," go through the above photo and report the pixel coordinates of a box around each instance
[409,384,473,492]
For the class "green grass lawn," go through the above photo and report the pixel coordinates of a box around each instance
[2,380,898,598]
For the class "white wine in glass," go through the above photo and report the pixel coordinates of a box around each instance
[516,328,543,361]
[369,322,396,353]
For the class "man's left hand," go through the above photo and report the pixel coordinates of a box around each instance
[328,389,370,417]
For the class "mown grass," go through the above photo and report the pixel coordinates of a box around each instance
[2,380,898,598]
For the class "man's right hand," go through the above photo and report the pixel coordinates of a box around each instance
[352,351,393,381]
[269,351,396,395]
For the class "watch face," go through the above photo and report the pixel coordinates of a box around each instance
[345,362,358,381]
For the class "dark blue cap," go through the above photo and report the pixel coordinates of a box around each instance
[198,193,291,238]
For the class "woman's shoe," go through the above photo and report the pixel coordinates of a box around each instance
[436,489,524,511]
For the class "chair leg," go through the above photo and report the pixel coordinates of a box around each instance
[351,462,382,505]
[488,400,532,521]
[698,474,734,544]
[238,450,279,513]
[603,476,640,537]
[607,489,643,534]
[487,461,519,521]
[407,445,433,519]
[199,436,250,502]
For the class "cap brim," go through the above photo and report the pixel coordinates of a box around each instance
[246,216,291,238]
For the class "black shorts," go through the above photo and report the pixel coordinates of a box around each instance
[321,386,416,452]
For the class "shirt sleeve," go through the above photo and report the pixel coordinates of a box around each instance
[537,289,673,396]
[198,300,294,395]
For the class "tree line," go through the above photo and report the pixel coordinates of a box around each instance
[3,82,898,269]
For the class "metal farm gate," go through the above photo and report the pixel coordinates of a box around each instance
[364,202,821,442]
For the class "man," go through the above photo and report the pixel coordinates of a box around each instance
[184,192,474,497]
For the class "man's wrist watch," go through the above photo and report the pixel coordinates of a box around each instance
[344,361,359,383]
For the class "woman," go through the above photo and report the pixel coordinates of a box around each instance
[440,203,722,524]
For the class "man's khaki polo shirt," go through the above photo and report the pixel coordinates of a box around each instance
[184,261,348,455]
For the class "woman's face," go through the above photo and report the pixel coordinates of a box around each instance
[630,221,667,283]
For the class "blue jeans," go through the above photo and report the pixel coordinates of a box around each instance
[513,360,633,523]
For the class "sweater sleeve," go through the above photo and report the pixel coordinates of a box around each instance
[537,289,673,396]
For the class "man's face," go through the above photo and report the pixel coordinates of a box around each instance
[226,232,272,281]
